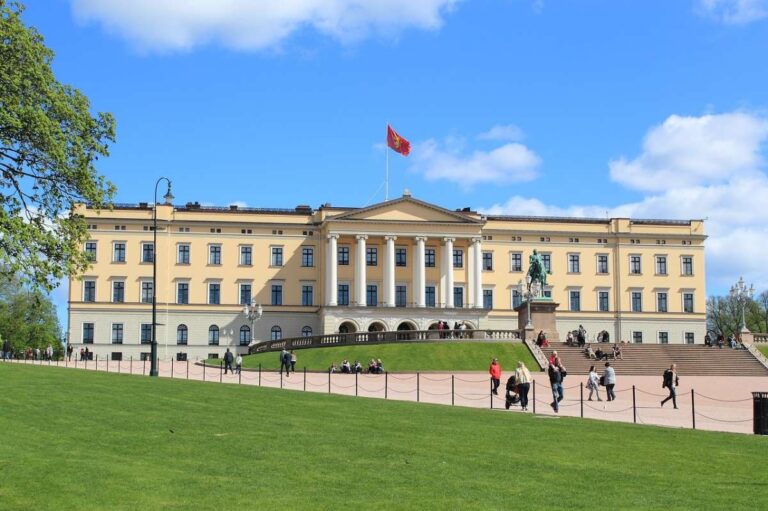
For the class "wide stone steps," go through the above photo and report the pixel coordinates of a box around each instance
[540,344,768,376]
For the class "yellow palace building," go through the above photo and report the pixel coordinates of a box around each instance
[68,192,707,360]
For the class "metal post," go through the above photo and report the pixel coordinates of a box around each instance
[532,380,536,414]
[203,362,206,382]
[580,382,584,418]
[490,378,493,409]
[451,375,455,406]
[85,356,88,371]
[691,389,696,430]
[220,361,223,383]
[385,371,388,400]
[355,371,358,397]
[632,385,637,424]
[258,363,262,386]
[118,358,121,374]
[143,358,146,376]
[328,370,331,394]
[280,369,283,388]
[417,372,420,402]
[151,177,172,378]
[171,359,174,379]
[187,359,189,379]
[303,367,306,392]
[239,366,242,385]
[130,356,132,374]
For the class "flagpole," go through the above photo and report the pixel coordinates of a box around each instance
[385,123,389,201]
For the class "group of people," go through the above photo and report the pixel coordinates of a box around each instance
[706,333,744,350]
[223,348,243,375]
[1,341,56,361]
[488,358,533,411]
[584,343,623,361]
[279,349,297,376]
[434,321,472,339]
[329,358,384,374]
[585,363,617,402]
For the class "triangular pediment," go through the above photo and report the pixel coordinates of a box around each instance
[328,197,482,224]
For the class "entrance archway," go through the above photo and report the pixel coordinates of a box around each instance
[339,321,358,334]
[396,321,417,340]
[367,322,386,332]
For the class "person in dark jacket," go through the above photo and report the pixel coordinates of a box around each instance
[661,363,679,409]
[223,349,234,374]
[548,359,565,413]
[280,349,291,377]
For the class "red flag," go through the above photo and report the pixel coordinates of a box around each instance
[387,124,411,156]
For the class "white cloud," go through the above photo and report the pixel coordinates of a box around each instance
[482,111,768,294]
[410,134,541,187]
[609,112,768,191]
[697,0,768,24]
[477,124,525,142]
[69,0,460,52]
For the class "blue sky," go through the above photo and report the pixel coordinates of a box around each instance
[19,0,768,325]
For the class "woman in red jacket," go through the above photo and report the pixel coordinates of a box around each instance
[489,358,502,395]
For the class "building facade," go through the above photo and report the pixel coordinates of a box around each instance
[68,193,707,360]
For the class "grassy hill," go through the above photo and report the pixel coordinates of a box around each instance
[1,363,767,510]
[235,342,538,372]
[757,344,768,358]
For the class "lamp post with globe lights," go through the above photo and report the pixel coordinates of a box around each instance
[243,300,263,345]
[730,276,754,334]
[151,177,174,377]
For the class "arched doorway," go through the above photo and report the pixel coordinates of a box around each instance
[368,321,386,332]
[427,322,442,340]
[396,321,417,341]
[339,321,358,334]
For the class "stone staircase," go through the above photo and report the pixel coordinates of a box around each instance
[539,343,768,376]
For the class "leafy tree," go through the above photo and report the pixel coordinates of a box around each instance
[0,1,115,291]
[706,290,767,336]
[0,273,61,356]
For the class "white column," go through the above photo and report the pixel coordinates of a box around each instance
[472,237,483,308]
[414,236,426,307]
[442,237,455,308]
[326,234,339,306]
[383,235,397,307]
[355,235,368,306]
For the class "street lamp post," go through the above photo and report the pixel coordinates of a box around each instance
[151,177,173,377]
[243,300,263,345]
[730,276,754,334]
[518,275,534,341]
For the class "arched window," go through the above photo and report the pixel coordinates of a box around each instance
[239,325,251,346]
[301,326,312,337]
[176,324,188,345]
[270,325,282,341]
[208,325,219,346]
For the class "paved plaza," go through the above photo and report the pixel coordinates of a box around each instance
[7,358,767,435]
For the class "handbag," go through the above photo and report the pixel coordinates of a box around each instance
[599,375,605,386]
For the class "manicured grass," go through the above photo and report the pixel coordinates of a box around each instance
[236,341,538,372]
[757,345,768,358]
[1,364,768,510]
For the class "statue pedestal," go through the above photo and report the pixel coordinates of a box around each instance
[515,300,560,342]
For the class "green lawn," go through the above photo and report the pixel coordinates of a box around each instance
[757,344,768,358]
[1,364,767,510]
[235,341,538,372]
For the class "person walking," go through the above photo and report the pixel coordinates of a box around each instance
[661,363,680,409]
[235,354,243,375]
[290,350,297,374]
[2,338,10,360]
[66,344,73,361]
[515,361,532,411]
[603,362,616,401]
[489,358,502,395]
[223,349,234,374]
[280,349,291,377]
[548,358,565,413]
[586,365,602,401]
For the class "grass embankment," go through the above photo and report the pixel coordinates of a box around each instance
[757,344,768,358]
[237,342,538,371]
[1,364,768,510]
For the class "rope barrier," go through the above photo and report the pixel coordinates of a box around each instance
[419,375,452,382]
[453,377,487,383]
[583,403,634,413]
[387,374,417,381]
[330,381,357,389]
[305,380,328,388]
[419,389,453,397]
[693,392,753,403]
[358,385,385,393]
[455,393,490,401]
[635,388,669,398]
[387,387,416,394]
[694,411,752,423]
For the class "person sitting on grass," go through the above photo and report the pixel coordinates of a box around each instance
[341,359,351,373]
[368,359,378,373]
[376,358,384,373]
[353,360,362,373]
[329,363,338,373]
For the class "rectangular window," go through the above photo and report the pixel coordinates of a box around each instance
[112,281,125,303]
[631,291,643,312]
[301,247,314,267]
[659,331,669,344]
[685,332,695,344]
[142,243,154,263]
[657,292,668,313]
[85,242,97,261]
[240,246,252,265]
[483,289,493,310]
[301,285,313,306]
[366,247,378,266]
[111,323,124,344]
[656,256,667,275]
[542,253,551,273]
[366,284,378,307]
[425,286,436,307]
[177,244,190,264]
[683,292,694,313]
[240,284,252,305]
[140,324,152,344]
[209,245,222,265]
[338,246,349,266]
[597,255,609,274]
[630,255,641,274]
[395,248,407,267]
[510,252,522,272]
[111,352,123,361]
[271,247,283,267]
[633,331,643,344]
[598,291,609,312]
[208,283,220,305]
[395,285,407,307]
[141,282,153,304]
[453,249,463,268]
[425,248,436,268]
[512,290,522,308]
[177,283,189,304]
[569,290,581,312]
[338,284,350,306]
[113,242,126,263]
[568,254,580,273]
[82,323,94,344]
[84,280,96,302]
[453,287,464,308]
[482,251,493,271]
[271,284,283,306]
[682,256,693,276]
